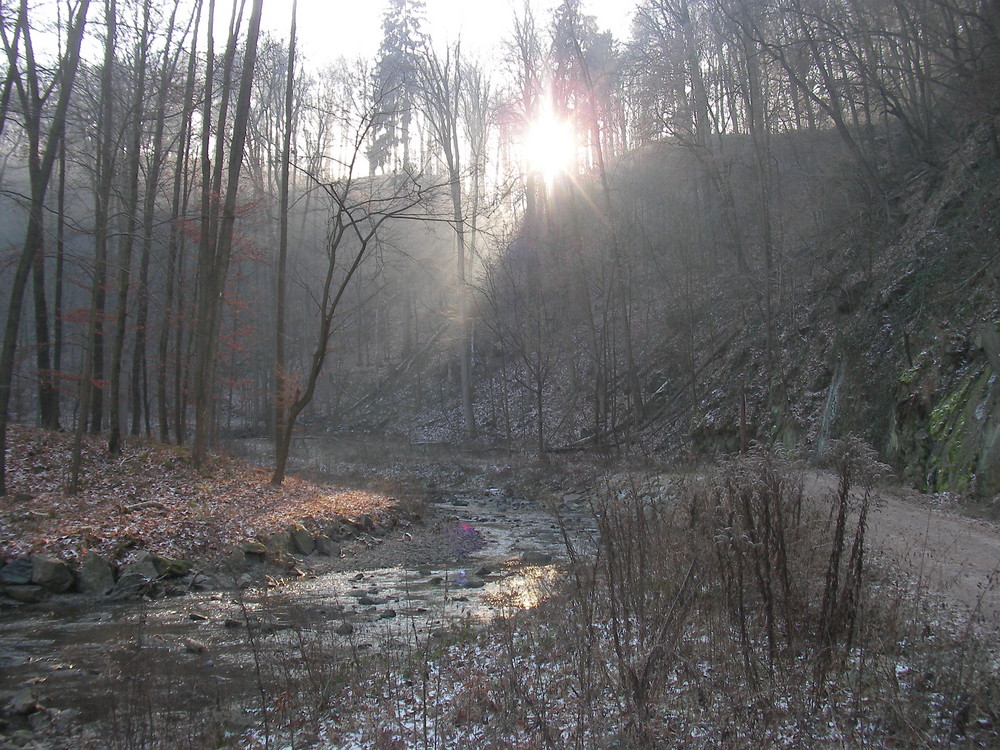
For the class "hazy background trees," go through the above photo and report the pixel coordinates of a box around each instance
[0,0,996,491]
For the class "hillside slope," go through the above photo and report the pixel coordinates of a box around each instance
[683,122,1000,496]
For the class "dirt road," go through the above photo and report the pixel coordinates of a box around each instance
[804,473,1000,629]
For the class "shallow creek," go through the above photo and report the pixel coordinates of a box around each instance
[0,452,595,737]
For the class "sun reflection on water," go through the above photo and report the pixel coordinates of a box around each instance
[484,564,564,616]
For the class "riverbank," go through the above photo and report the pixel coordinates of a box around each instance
[0,426,402,567]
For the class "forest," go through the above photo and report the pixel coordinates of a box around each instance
[2,1,1000,747]
[1,0,998,492]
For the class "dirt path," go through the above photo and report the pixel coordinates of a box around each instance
[803,473,1000,629]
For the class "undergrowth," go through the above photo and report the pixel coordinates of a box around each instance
[90,441,997,749]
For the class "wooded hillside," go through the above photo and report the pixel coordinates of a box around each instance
[1,0,998,495]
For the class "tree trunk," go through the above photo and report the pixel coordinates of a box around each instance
[157,3,201,443]
[52,134,66,429]
[31,208,56,428]
[108,2,151,455]
[0,0,90,495]
[191,0,264,465]
[275,0,297,448]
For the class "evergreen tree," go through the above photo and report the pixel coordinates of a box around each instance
[369,0,426,173]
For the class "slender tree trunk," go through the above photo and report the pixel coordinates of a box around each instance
[31,212,55,428]
[108,3,151,455]
[132,3,182,437]
[275,0,297,448]
[0,0,90,495]
[157,4,200,443]
[191,0,264,465]
[52,135,66,428]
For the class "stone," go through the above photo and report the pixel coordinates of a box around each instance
[379,609,397,619]
[6,688,38,715]
[29,707,74,732]
[153,556,192,579]
[289,525,315,556]
[227,549,248,570]
[183,638,207,654]
[241,540,267,557]
[357,595,380,606]
[315,536,341,557]
[266,531,291,556]
[333,622,354,636]
[0,558,32,586]
[191,573,217,590]
[109,572,155,600]
[3,585,46,603]
[77,552,115,595]
[324,520,350,540]
[352,514,375,532]
[519,551,553,565]
[120,551,159,581]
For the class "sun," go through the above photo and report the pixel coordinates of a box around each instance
[522,109,576,187]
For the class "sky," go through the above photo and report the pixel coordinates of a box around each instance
[259,0,639,65]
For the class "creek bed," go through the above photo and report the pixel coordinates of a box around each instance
[0,486,594,746]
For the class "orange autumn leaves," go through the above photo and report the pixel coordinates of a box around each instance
[1,425,395,563]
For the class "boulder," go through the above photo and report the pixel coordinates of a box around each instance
[265,531,291,556]
[3,584,46,603]
[153,556,193,579]
[325,521,353,541]
[0,558,32,586]
[226,548,248,571]
[315,536,341,557]
[241,540,267,557]
[289,524,315,556]
[120,551,159,581]
[31,555,74,593]
[109,572,156,600]
[353,514,375,532]
[77,552,115,595]
[6,688,38,716]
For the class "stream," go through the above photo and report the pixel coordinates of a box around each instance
[0,439,595,746]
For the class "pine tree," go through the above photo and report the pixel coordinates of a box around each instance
[369,0,426,173]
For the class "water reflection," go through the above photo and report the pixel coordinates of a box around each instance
[485,564,564,615]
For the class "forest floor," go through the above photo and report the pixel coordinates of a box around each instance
[2,427,999,748]
[0,425,402,568]
[1,424,998,625]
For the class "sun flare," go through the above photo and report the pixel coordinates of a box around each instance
[522,111,576,186]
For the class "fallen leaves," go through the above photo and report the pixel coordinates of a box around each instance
[1,425,396,565]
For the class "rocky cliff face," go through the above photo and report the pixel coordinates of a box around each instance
[704,123,1000,496]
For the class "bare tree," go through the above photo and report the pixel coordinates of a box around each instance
[416,40,478,440]
[271,63,428,484]
[275,0,297,451]
[155,8,200,444]
[107,0,152,456]
[0,0,91,496]
[190,0,264,466]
